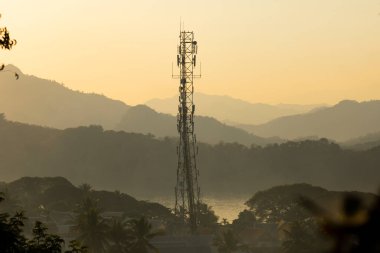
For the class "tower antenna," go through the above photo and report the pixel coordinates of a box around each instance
[172,26,201,234]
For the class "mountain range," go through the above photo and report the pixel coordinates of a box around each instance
[240,100,380,142]
[1,65,380,145]
[146,93,323,125]
[115,105,281,146]
[343,131,380,150]
[0,65,129,129]
[0,65,278,146]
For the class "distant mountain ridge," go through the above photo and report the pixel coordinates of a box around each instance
[146,93,324,125]
[240,100,380,142]
[0,65,279,146]
[343,131,380,150]
[115,105,282,146]
[0,64,129,129]
[3,65,379,145]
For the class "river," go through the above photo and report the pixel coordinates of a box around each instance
[148,196,249,222]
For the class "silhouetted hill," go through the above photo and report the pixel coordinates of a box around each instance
[146,93,322,125]
[246,183,375,209]
[343,131,380,150]
[0,65,129,129]
[0,117,379,197]
[115,105,282,146]
[0,66,282,146]
[240,100,380,142]
[236,183,377,224]
[0,176,172,218]
[116,105,175,138]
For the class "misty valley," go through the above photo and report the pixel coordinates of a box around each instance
[0,67,379,252]
[2,2,380,252]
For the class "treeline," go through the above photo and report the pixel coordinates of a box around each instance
[0,115,379,197]
[0,176,219,252]
[229,184,380,253]
[0,193,165,253]
[0,177,172,219]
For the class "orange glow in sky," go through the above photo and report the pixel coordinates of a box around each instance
[1,0,380,105]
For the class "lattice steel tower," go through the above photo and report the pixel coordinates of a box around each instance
[172,28,201,234]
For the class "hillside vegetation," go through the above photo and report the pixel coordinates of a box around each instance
[0,176,171,218]
[0,116,379,197]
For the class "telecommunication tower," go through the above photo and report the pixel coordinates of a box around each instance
[172,27,201,234]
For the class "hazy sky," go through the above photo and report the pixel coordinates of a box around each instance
[1,0,380,105]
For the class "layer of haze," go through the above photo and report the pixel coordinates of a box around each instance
[1,0,380,105]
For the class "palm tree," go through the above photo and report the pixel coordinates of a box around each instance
[78,183,93,197]
[127,216,162,253]
[73,197,109,253]
[108,218,130,253]
[214,230,249,253]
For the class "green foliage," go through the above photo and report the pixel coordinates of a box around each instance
[72,198,163,253]
[0,176,172,220]
[108,219,130,253]
[73,197,109,253]
[1,177,172,252]
[198,202,219,229]
[2,118,379,197]
[0,209,27,252]
[245,184,327,223]
[232,210,256,231]
[0,192,87,253]
[213,229,249,253]
[27,221,64,253]
[78,183,93,196]
[282,219,326,253]
[65,240,88,253]
[0,14,16,50]
[127,216,162,253]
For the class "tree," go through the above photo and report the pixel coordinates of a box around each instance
[0,192,27,252]
[282,219,325,253]
[127,216,161,253]
[0,13,18,79]
[73,197,109,253]
[79,183,93,195]
[0,14,16,50]
[232,210,256,230]
[65,240,88,253]
[198,202,219,229]
[1,192,87,253]
[0,211,27,252]
[213,229,249,253]
[245,184,323,223]
[27,221,64,253]
[108,218,130,253]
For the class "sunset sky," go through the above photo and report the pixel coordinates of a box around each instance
[1,0,380,105]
